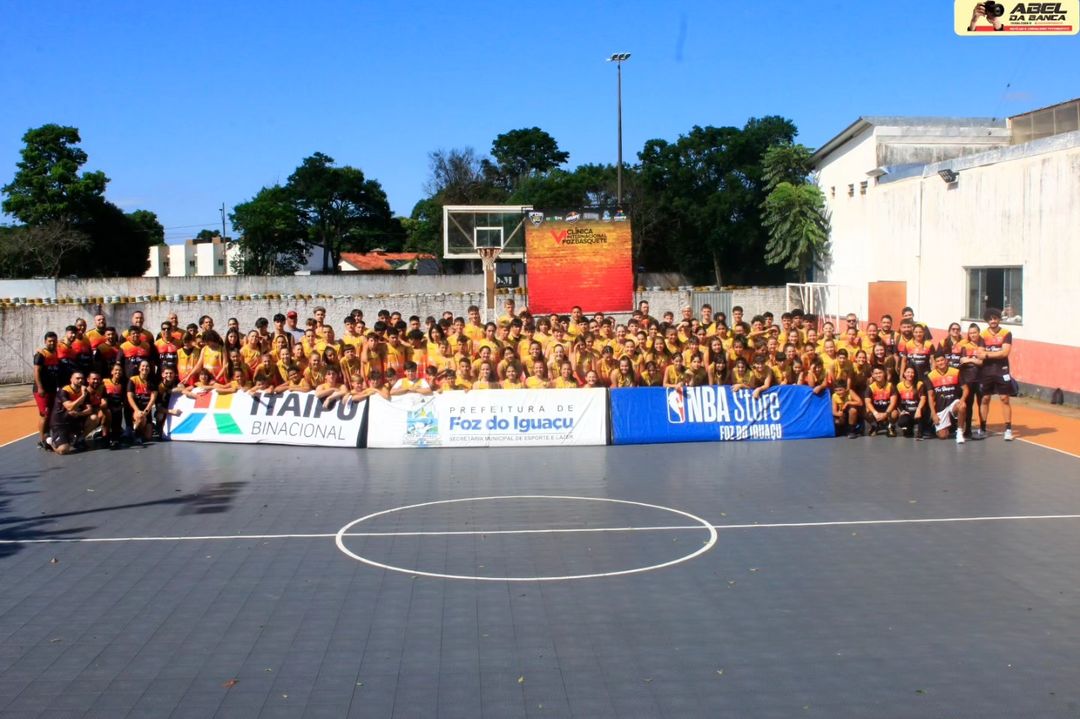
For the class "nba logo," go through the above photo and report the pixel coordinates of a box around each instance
[666,387,686,424]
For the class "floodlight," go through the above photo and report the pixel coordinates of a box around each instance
[938,169,959,183]
[606,52,631,62]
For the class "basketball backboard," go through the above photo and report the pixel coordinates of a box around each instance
[443,205,532,260]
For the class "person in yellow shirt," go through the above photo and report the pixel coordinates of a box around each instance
[550,362,577,388]
[497,298,518,327]
[500,364,525,389]
[472,361,497,390]
[663,353,689,388]
[304,352,327,389]
[314,368,350,408]
[685,354,709,387]
[496,346,524,381]
[471,346,495,376]
[391,361,434,396]
[463,305,485,343]
[476,322,502,358]
[609,357,637,388]
[832,386,863,438]
[525,361,551,388]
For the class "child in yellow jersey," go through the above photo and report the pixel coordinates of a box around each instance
[663,354,689,387]
[525,360,551,388]
[553,362,579,388]
[501,364,525,389]
[730,358,753,390]
[832,386,863,438]
[471,361,497,390]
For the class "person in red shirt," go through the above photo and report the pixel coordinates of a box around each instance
[120,326,154,379]
[33,332,61,450]
[86,313,108,349]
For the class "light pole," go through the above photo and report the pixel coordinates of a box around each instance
[606,52,631,208]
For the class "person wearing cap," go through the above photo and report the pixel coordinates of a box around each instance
[284,311,304,342]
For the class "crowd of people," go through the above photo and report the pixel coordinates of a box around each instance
[31,297,1017,453]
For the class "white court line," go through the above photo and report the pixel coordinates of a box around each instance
[1019,438,1080,460]
[4,513,1080,545]
[0,432,36,449]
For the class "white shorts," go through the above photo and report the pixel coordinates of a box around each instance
[935,400,960,432]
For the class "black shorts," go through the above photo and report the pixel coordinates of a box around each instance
[49,422,77,448]
[981,377,1016,396]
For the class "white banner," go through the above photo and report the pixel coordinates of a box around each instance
[366,388,608,448]
[166,390,366,447]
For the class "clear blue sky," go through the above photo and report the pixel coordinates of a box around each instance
[2,1,1077,243]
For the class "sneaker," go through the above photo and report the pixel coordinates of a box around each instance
[868,425,878,437]
[37,440,52,452]
[956,432,966,445]
[847,431,859,439]
[1003,428,1014,441]
[108,440,120,450]
[915,429,924,441]
[887,424,897,438]
[972,428,987,440]
[135,437,144,447]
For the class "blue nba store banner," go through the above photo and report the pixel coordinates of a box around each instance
[609,385,834,445]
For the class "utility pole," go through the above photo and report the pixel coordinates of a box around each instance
[220,203,227,240]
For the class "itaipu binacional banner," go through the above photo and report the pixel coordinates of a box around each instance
[167,390,367,447]
[525,211,633,314]
[609,385,834,444]
[366,388,608,448]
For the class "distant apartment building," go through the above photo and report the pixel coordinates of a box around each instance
[145,236,235,277]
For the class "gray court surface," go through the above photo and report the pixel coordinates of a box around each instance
[1,435,1079,718]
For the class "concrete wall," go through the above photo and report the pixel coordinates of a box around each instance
[0,286,788,384]
[817,128,1080,394]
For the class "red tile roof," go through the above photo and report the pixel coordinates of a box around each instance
[339,252,436,271]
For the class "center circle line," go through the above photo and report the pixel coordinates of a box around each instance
[334,495,718,582]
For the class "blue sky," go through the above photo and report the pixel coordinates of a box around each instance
[2,1,1077,243]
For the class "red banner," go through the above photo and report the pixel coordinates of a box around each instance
[525,217,633,314]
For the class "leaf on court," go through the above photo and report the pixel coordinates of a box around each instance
[49,637,62,643]
[716,669,724,677]
[914,689,925,695]
[643,678,652,683]
[49,557,58,564]
[222,679,238,689]
[518,675,525,684]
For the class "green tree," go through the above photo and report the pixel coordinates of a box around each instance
[763,142,815,190]
[1,125,107,225]
[761,143,830,281]
[1,124,157,276]
[230,185,309,275]
[286,152,398,272]
[490,127,569,191]
[195,228,230,242]
[638,116,798,285]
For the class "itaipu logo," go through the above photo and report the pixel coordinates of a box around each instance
[172,392,242,435]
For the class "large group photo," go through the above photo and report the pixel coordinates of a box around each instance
[2,2,1079,717]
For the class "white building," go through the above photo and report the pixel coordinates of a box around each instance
[145,236,234,277]
[812,99,1080,402]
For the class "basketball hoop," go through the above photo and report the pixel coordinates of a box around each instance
[477,246,502,273]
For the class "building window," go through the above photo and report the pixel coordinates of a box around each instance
[217,259,224,266]
[859,181,868,195]
[966,267,1023,325]
[189,260,196,268]
[830,186,835,198]
[847,184,854,197]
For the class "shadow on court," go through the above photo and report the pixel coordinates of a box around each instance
[0,474,248,559]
